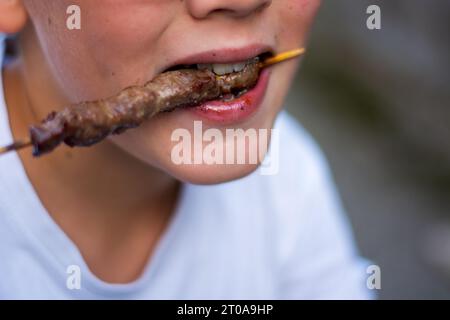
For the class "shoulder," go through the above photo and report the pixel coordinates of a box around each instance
[244,110,338,221]
[187,111,343,238]
[255,112,372,299]
[189,111,338,220]
[256,111,352,254]
[270,110,333,193]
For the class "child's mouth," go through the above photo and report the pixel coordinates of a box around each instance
[162,52,273,103]
[161,52,272,124]
[190,67,271,124]
[9,48,309,157]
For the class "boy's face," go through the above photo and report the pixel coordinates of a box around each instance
[22,0,320,184]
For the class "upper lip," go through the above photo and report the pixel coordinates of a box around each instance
[159,44,274,74]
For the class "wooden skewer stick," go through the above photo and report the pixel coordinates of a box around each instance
[0,139,32,155]
[0,47,306,156]
[260,48,305,68]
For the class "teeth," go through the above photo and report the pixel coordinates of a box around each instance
[211,64,235,75]
[233,62,246,73]
[197,64,213,71]
[196,61,249,75]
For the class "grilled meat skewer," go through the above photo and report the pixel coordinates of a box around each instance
[30,62,260,156]
[0,48,305,157]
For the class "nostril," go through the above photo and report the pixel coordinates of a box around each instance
[256,1,272,13]
[187,0,271,19]
[208,8,252,18]
[210,8,232,15]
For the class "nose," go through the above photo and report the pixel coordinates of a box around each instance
[186,0,272,19]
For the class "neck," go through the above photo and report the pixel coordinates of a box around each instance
[3,27,179,243]
[2,29,180,283]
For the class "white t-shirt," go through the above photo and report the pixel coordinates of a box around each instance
[0,38,372,299]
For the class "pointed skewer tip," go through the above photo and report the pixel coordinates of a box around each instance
[261,48,306,67]
[0,48,306,157]
[0,139,32,155]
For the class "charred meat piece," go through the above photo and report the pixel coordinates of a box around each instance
[30,62,261,156]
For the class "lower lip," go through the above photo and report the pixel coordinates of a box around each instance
[188,69,270,124]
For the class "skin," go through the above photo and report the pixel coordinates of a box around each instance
[1,0,321,283]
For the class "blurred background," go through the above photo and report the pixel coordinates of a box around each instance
[286,0,450,299]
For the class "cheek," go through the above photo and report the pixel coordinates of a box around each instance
[82,2,172,66]
[26,0,176,102]
[289,0,322,14]
[277,0,321,43]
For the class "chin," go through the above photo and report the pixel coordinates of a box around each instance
[110,123,267,185]
[165,162,261,185]
[109,84,279,185]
